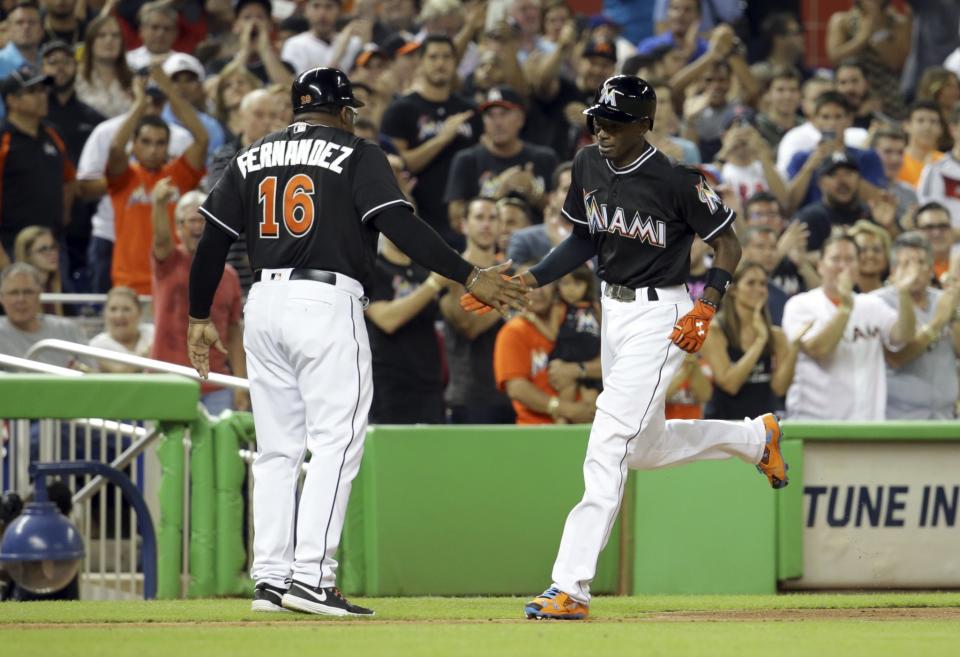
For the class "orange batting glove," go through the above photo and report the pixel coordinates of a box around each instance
[459,273,516,315]
[669,299,717,353]
[459,292,494,314]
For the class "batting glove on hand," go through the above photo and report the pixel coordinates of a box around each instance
[459,273,518,315]
[669,299,717,353]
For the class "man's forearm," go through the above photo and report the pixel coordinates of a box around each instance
[373,206,474,283]
[890,288,917,344]
[527,231,595,286]
[107,102,147,175]
[398,134,455,174]
[803,306,850,360]
[189,225,233,318]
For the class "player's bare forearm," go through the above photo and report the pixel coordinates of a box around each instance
[703,227,741,306]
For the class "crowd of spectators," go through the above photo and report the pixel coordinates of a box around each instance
[0,0,959,424]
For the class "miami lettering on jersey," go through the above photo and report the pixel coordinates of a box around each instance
[236,139,355,178]
[583,189,666,247]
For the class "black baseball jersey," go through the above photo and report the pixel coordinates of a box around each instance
[199,122,413,290]
[561,143,736,288]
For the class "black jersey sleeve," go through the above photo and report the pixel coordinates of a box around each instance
[199,159,243,239]
[675,167,736,241]
[351,143,414,223]
[561,153,590,239]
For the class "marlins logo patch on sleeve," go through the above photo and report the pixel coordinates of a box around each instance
[695,178,722,214]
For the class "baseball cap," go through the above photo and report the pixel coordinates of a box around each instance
[234,0,274,14]
[588,15,621,30]
[582,38,617,62]
[40,40,73,60]
[355,43,389,68]
[382,33,420,58]
[479,86,525,113]
[162,52,205,81]
[818,150,860,177]
[722,104,756,130]
[0,64,53,98]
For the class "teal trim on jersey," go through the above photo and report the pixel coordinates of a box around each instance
[0,374,199,420]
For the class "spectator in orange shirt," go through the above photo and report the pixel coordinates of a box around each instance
[899,101,943,188]
[106,63,207,294]
[494,277,596,425]
[150,178,246,415]
[914,202,955,283]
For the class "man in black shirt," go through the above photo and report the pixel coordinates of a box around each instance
[444,86,558,231]
[187,67,526,617]
[381,34,479,246]
[365,234,446,424]
[0,64,74,268]
[794,152,868,252]
[41,40,103,275]
[462,76,787,620]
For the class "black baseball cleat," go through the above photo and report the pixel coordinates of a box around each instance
[281,580,375,616]
[251,582,291,612]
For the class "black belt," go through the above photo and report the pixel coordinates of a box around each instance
[253,268,337,284]
[604,284,658,302]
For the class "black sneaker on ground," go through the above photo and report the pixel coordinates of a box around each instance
[281,580,375,616]
[252,582,290,612]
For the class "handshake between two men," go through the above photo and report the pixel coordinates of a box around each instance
[460,263,717,355]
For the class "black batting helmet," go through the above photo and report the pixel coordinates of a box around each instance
[291,67,365,115]
[583,75,656,132]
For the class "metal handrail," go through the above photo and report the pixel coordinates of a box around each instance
[40,293,152,305]
[0,353,84,376]
[72,425,161,507]
[25,339,249,390]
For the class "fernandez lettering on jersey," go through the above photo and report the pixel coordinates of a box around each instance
[583,189,666,247]
[235,139,355,178]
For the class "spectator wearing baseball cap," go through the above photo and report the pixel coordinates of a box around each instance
[160,53,226,164]
[784,91,886,211]
[586,15,638,71]
[444,86,558,232]
[381,33,420,96]
[281,0,364,75]
[793,152,869,252]
[0,64,75,268]
[41,41,104,164]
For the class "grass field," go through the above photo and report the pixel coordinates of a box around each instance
[3,593,960,657]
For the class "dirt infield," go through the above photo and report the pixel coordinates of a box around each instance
[5,606,959,629]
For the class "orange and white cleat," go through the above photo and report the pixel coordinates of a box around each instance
[756,413,788,489]
[524,587,590,620]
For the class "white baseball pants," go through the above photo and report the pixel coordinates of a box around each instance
[244,269,372,590]
[551,284,768,603]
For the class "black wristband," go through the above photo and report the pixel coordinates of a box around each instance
[704,267,733,297]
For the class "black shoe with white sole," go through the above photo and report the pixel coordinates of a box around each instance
[281,580,374,616]
[251,582,290,612]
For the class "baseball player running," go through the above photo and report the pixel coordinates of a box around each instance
[465,75,788,620]
[187,68,527,616]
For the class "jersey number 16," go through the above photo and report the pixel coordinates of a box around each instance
[258,174,316,238]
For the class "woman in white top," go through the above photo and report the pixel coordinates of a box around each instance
[89,287,154,373]
[76,15,134,119]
